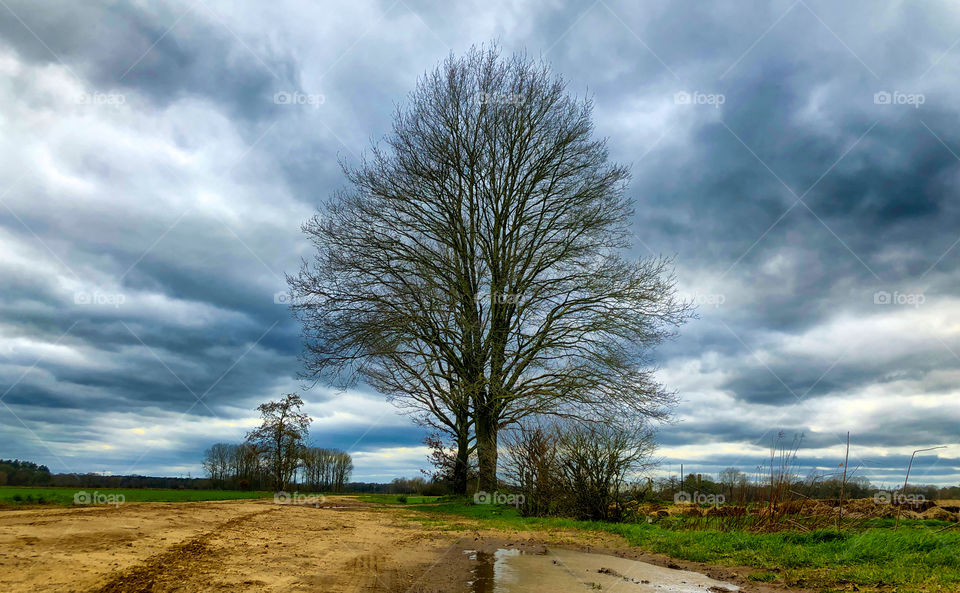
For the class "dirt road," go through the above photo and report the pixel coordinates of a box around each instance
[0,498,759,593]
[0,497,468,592]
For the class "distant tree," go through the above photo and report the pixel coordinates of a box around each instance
[201,443,233,488]
[389,476,427,494]
[0,459,52,485]
[232,443,264,489]
[332,451,353,491]
[246,393,312,491]
[301,447,353,492]
[719,467,747,499]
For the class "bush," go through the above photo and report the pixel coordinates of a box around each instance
[501,419,656,522]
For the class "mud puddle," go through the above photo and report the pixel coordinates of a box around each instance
[466,548,739,593]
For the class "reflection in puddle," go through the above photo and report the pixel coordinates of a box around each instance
[466,547,739,593]
[466,549,522,593]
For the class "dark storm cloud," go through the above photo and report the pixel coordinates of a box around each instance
[0,0,299,121]
[1,0,958,483]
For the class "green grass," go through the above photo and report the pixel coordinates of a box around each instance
[0,489,447,508]
[354,493,446,505]
[408,500,960,593]
[0,486,276,507]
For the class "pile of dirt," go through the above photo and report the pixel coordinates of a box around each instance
[650,498,959,523]
[921,506,959,522]
[775,500,836,517]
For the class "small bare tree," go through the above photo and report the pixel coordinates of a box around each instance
[503,419,656,520]
[422,433,476,489]
[246,393,311,491]
[501,423,561,516]
[201,443,233,488]
[556,422,657,521]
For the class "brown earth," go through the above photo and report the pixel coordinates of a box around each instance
[0,497,801,593]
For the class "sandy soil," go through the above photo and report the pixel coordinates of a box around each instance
[0,498,793,593]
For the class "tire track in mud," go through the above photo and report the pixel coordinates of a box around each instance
[89,509,277,593]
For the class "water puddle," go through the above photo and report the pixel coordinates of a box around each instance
[465,548,739,593]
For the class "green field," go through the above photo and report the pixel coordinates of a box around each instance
[355,493,446,505]
[0,486,276,507]
[0,488,447,508]
[408,500,960,593]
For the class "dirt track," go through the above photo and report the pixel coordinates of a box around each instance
[0,497,475,592]
[0,498,784,593]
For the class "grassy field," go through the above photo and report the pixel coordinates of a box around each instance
[355,493,447,505]
[0,486,276,506]
[0,488,447,507]
[408,500,960,593]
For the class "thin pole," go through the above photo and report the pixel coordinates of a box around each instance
[896,446,947,530]
[838,432,849,530]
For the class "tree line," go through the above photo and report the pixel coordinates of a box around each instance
[201,393,353,492]
[201,442,352,492]
[0,459,51,486]
[651,470,960,503]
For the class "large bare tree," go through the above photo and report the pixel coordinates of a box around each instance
[289,45,689,491]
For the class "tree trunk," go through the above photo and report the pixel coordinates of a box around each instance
[452,428,470,495]
[475,409,498,492]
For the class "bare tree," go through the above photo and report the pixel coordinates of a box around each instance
[502,419,656,520]
[201,443,233,488]
[501,423,561,516]
[289,44,689,491]
[231,442,265,489]
[719,467,747,500]
[422,432,477,489]
[246,393,311,491]
[556,422,657,521]
[301,447,354,492]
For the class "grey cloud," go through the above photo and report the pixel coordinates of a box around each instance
[1,0,959,484]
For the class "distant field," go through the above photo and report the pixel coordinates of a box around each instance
[355,493,446,505]
[0,487,449,508]
[0,486,276,507]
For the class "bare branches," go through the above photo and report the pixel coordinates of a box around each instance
[246,393,311,491]
[289,43,690,491]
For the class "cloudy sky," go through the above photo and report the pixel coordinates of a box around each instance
[0,0,957,486]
